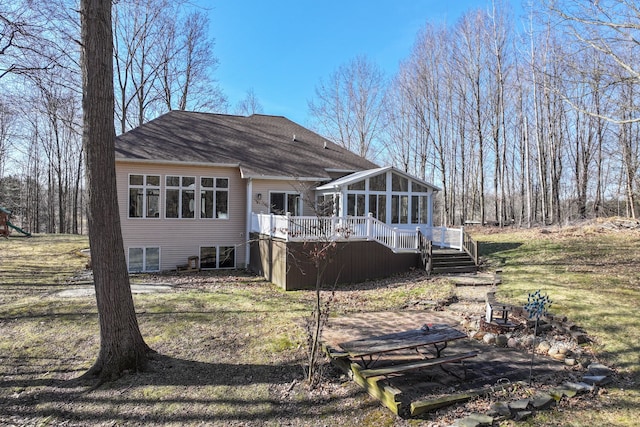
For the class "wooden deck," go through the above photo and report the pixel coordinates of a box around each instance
[249,234,477,290]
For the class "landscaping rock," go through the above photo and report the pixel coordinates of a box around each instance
[582,375,611,386]
[549,389,566,400]
[587,363,613,376]
[537,340,551,354]
[564,357,577,366]
[531,394,555,410]
[522,335,535,347]
[487,401,512,417]
[514,411,533,421]
[483,333,497,345]
[452,413,494,427]
[564,381,596,393]
[509,399,530,410]
[495,334,508,347]
[507,337,519,348]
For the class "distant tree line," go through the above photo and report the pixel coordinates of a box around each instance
[310,0,640,226]
[1,0,639,233]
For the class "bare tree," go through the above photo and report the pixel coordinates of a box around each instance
[309,55,386,160]
[80,0,151,381]
[235,88,264,116]
[0,1,61,79]
[113,0,226,133]
[156,9,226,113]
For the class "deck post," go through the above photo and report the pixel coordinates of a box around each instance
[441,226,446,247]
[459,226,465,251]
[367,213,373,240]
[332,215,338,239]
[269,213,275,238]
[393,227,398,250]
[415,226,420,250]
[285,212,291,241]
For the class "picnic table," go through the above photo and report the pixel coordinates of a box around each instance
[338,324,477,379]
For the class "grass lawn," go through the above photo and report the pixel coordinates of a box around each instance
[0,225,639,426]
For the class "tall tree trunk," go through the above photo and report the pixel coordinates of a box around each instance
[80,0,151,381]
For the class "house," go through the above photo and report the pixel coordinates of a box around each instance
[115,111,476,290]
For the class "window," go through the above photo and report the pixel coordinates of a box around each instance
[369,173,386,191]
[166,176,195,219]
[128,174,160,218]
[347,193,365,216]
[392,173,408,191]
[369,194,386,222]
[411,195,429,224]
[391,195,409,224]
[128,247,160,272]
[270,192,301,215]
[200,245,235,269]
[347,180,365,191]
[201,177,229,219]
[412,182,429,193]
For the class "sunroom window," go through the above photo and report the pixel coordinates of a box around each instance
[347,194,365,216]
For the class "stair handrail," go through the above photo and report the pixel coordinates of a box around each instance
[462,229,479,266]
[418,230,433,275]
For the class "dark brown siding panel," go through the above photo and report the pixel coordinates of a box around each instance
[252,236,419,290]
[285,241,419,290]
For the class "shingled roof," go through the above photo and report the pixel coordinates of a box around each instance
[115,111,378,180]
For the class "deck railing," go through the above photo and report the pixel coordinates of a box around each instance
[251,213,465,253]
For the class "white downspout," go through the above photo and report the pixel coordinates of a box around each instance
[245,178,253,269]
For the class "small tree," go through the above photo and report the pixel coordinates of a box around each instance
[524,289,552,385]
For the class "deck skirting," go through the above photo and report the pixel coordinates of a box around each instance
[249,233,419,290]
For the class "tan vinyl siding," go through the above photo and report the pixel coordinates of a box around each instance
[117,162,247,270]
[250,179,319,216]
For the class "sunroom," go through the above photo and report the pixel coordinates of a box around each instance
[314,166,438,229]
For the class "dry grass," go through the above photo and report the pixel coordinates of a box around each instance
[1,225,639,426]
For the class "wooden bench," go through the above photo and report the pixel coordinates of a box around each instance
[359,351,478,379]
[485,292,519,328]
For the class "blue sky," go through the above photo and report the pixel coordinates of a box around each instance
[207,1,523,125]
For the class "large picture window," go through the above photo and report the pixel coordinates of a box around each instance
[270,192,301,216]
[128,247,160,272]
[166,176,195,219]
[200,177,229,219]
[200,245,235,269]
[128,174,160,218]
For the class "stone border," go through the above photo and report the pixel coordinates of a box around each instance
[449,363,614,427]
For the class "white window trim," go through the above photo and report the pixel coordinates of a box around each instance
[200,176,230,220]
[268,191,302,216]
[128,246,161,273]
[165,175,196,220]
[199,245,236,270]
[128,174,161,219]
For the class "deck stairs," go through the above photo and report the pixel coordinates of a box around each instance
[430,248,478,275]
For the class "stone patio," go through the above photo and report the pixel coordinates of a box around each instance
[322,310,575,418]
